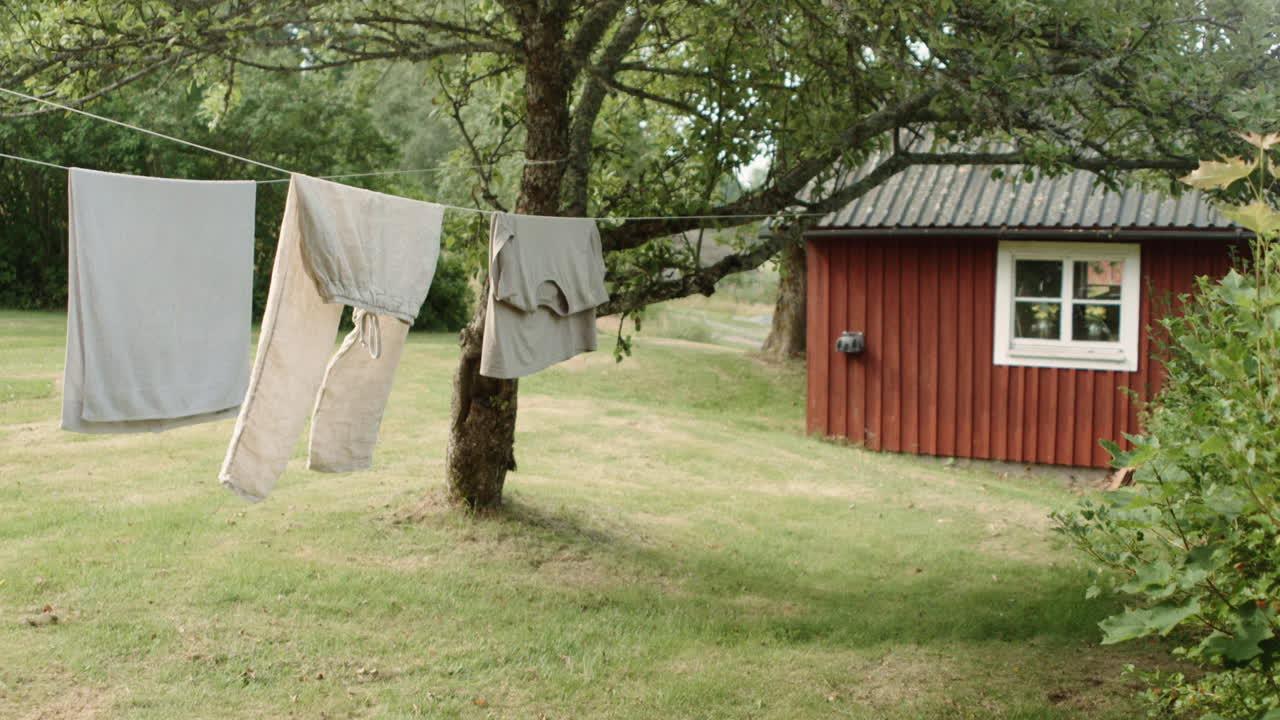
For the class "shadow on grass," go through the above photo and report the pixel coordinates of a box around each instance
[410,492,1116,652]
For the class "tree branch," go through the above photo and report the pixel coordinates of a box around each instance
[564,8,649,215]
[592,73,710,121]
[597,151,912,316]
[565,0,630,79]
[0,51,193,119]
[599,89,941,252]
[349,12,522,55]
[596,135,1198,317]
[435,70,511,212]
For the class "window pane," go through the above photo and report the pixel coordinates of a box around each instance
[1073,260,1124,300]
[1015,301,1061,339]
[1015,260,1063,297]
[1072,303,1121,342]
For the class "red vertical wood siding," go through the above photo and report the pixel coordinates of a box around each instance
[882,241,902,452]
[805,243,823,435]
[850,242,868,441]
[865,243,885,450]
[805,235,1235,468]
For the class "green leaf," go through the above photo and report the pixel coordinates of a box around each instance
[1199,434,1230,457]
[1180,157,1256,190]
[1099,600,1201,644]
[1126,442,1159,467]
[1204,484,1249,518]
[1186,544,1226,574]
[1120,561,1175,598]
[1199,605,1275,664]
[1219,200,1280,237]
[1100,438,1137,468]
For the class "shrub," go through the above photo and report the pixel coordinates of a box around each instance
[1054,134,1280,719]
[412,252,472,332]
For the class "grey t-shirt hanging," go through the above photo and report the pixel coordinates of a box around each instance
[62,168,256,433]
[480,212,609,378]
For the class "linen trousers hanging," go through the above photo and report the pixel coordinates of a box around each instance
[220,175,442,502]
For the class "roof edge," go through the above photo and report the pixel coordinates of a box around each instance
[804,226,1247,241]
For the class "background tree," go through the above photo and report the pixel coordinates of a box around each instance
[3,0,1277,509]
[760,233,807,360]
[0,65,475,328]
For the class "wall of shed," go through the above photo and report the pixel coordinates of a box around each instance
[805,235,1236,468]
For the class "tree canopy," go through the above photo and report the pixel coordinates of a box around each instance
[7,1,1276,289]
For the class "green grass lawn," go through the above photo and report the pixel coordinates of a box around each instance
[0,309,1170,719]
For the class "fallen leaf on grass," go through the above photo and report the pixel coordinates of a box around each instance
[22,613,58,627]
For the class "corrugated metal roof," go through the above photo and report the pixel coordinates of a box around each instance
[816,147,1231,231]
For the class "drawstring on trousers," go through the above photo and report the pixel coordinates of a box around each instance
[354,309,381,359]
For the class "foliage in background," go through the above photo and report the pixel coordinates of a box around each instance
[1055,133,1280,719]
[8,0,1280,322]
[0,68,472,330]
[412,253,471,332]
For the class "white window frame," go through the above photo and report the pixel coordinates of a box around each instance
[993,241,1141,372]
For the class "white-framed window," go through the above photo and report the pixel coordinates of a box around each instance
[993,241,1141,372]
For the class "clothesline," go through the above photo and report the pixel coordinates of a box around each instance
[1,85,572,183]
[254,162,566,184]
[0,147,829,222]
[0,86,291,174]
[0,85,832,223]
[0,150,562,185]
[0,151,67,171]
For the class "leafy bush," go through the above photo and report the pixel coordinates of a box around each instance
[412,252,472,332]
[1054,134,1280,720]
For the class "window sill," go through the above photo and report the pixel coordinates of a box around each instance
[997,344,1136,372]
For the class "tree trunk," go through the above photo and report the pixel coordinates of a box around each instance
[444,299,519,509]
[444,4,572,509]
[761,236,807,359]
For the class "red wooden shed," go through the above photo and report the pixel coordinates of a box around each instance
[805,160,1243,468]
